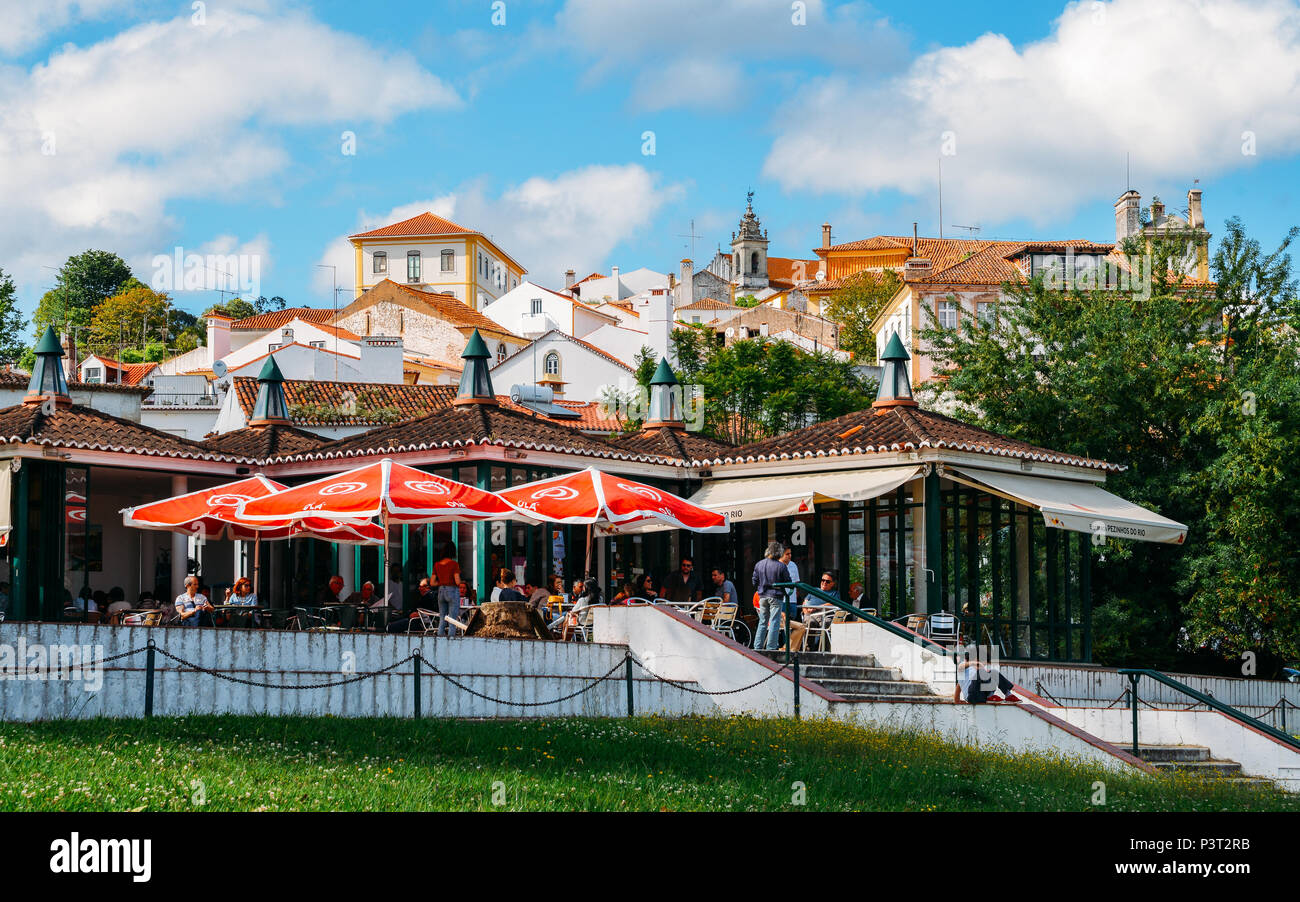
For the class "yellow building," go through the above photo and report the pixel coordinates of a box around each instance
[349,211,528,310]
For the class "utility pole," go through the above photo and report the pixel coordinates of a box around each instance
[316,264,339,381]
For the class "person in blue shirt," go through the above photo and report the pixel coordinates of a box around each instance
[174,575,212,627]
[710,566,738,609]
[751,542,791,650]
[790,571,840,652]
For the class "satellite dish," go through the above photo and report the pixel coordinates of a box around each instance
[816,271,826,282]
[212,359,228,378]
[725,327,735,338]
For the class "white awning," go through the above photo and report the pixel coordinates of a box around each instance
[946,466,1187,545]
[0,467,10,548]
[687,465,923,523]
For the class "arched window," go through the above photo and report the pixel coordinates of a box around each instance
[496,342,507,363]
[544,352,560,376]
[751,251,760,275]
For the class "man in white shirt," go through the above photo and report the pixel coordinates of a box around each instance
[174,575,212,627]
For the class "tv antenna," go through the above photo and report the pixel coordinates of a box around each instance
[676,219,703,261]
[951,224,981,237]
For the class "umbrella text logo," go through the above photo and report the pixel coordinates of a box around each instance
[532,486,579,501]
[616,483,663,502]
[404,481,450,496]
[319,482,366,496]
[206,494,252,508]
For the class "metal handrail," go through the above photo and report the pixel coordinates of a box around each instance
[774,581,960,663]
[1118,667,1300,755]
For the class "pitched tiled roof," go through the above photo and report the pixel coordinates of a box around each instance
[284,403,686,466]
[678,297,739,312]
[345,280,518,338]
[767,257,821,288]
[232,308,337,331]
[1,369,151,395]
[84,357,159,385]
[0,402,229,461]
[203,424,330,459]
[349,211,475,239]
[700,405,1119,470]
[495,396,624,432]
[493,330,634,373]
[608,426,734,462]
[233,377,457,426]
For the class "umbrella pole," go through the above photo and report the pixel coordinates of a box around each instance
[382,508,390,615]
[253,536,261,601]
[585,522,593,581]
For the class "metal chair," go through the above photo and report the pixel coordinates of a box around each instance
[570,604,596,642]
[291,606,327,631]
[710,601,742,642]
[902,613,928,635]
[693,595,723,623]
[803,607,839,651]
[625,596,654,606]
[928,611,961,648]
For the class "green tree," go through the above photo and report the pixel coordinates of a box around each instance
[920,220,1300,671]
[821,269,903,363]
[204,297,258,321]
[733,295,762,308]
[0,267,29,364]
[86,285,173,358]
[32,250,133,335]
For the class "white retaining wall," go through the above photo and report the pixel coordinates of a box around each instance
[0,623,714,722]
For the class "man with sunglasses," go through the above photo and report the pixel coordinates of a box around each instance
[661,555,702,606]
[788,571,839,652]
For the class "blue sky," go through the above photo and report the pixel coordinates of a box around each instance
[2,0,1299,323]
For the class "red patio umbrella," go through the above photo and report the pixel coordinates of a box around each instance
[122,476,384,600]
[497,467,729,578]
[236,459,518,607]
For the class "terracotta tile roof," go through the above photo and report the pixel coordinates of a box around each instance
[702,405,1120,470]
[345,279,519,339]
[233,377,456,426]
[232,308,337,331]
[202,424,330,459]
[678,297,740,311]
[0,402,230,461]
[349,211,475,239]
[84,357,159,385]
[312,322,362,341]
[285,403,686,466]
[494,330,634,373]
[495,396,624,432]
[608,426,734,462]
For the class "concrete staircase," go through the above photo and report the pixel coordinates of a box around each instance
[758,650,943,702]
[1135,745,1274,787]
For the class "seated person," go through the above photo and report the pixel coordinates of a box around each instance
[788,571,839,652]
[609,580,636,605]
[227,577,257,605]
[954,658,1021,704]
[343,581,378,607]
[316,575,345,606]
[548,578,601,638]
[526,581,553,618]
[498,571,527,602]
[174,576,212,627]
[387,578,434,632]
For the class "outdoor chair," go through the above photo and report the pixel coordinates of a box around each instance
[412,608,441,636]
[570,604,596,642]
[291,606,327,631]
[710,601,742,642]
[903,613,928,635]
[61,606,86,623]
[928,612,961,648]
[803,607,839,652]
[625,596,654,606]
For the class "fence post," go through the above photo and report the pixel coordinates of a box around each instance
[1126,673,1140,755]
[144,639,156,718]
[413,652,422,719]
[793,653,801,721]
[625,655,634,717]
[1282,699,1288,735]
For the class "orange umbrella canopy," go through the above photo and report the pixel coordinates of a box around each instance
[236,458,517,524]
[498,467,729,534]
[122,475,384,545]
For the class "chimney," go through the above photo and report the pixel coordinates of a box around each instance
[822,222,832,249]
[610,266,621,298]
[1150,197,1164,228]
[1114,189,1141,242]
[1187,187,1204,228]
[205,314,232,366]
[564,269,575,289]
[903,256,932,280]
[360,336,404,384]
[912,222,918,255]
[62,332,77,385]
[679,257,693,307]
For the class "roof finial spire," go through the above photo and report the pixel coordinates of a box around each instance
[454,329,498,406]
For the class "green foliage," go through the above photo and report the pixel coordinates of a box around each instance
[204,297,258,321]
[0,267,28,364]
[734,295,762,308]
[32,250,134,335]
[669,327,874,444]
[4,715,1294,812]
[119,348,144,364]
[921,218,1300,670]
[822,269,903,363]
[85,284,173,358]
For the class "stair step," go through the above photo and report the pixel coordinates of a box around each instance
[756,650,881,668]
[1149,760,1244,776]
[816,678,933,697]
[1135,745,1212,762]
[800,664,901,682]
[834,694,950,704]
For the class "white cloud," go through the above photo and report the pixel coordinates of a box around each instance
[0,0,134,55]
[763,0,1300,229]
[0,5,459,300]
[316,164,683,293]
[554,0,905,110]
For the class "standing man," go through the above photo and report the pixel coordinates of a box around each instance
[780,546,801,622]
[751,542,791,651]
[433,543,461,638]
[662,556,702,606]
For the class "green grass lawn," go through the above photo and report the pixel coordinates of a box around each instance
[0,715,1294,812]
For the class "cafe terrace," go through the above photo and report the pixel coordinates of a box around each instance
[0,329,1186,662]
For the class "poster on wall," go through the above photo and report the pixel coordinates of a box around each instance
[551,529,565,569]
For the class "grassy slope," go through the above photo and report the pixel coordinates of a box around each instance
[0,715,1295,812]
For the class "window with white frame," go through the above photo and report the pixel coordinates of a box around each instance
[373,252,387,274]
[977,301,997,326]
[937,299,958,329]
[85,366,102,383]
[441,250,454,272]
[544,352,560,375]
[530,298,543,315]
[496,343,507,363]
[407,251,421,283]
